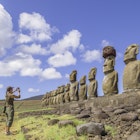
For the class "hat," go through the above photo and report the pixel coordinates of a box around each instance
[7,86,14,91]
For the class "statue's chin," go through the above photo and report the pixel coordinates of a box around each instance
[103,69,114,74]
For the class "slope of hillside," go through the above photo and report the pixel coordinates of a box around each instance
[23,94,44,100]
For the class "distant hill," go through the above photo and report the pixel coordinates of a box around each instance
[23,94,44,100]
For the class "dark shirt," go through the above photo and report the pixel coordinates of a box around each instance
[5,92,14,106]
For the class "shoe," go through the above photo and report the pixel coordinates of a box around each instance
[5,131,11,135]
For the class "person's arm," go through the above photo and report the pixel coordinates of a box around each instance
[7,90,21,99]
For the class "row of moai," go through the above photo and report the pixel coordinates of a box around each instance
[42,44,140,106]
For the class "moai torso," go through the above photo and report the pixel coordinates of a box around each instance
[59,85,65,104]
[56,87,60,104]
[64,84,70,103]
[88,68,98,98]
[79,75,87,101]
[69,70,79,101]
[102,46,118,95]
[123,44,140,91]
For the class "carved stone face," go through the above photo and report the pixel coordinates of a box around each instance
[124,44,139,64]
[88,68,96,80]
[70,70,77,82]
[80,75,86,85]
[103,56,115,74]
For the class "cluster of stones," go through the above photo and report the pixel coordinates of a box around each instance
[41,44,140,106]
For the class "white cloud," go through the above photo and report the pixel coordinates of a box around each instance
[40,68,62,80]
[18,12,57,43]
[16,34,32,44]
[0,4,15,56]
[0,52,62,80]
[101,40,110,47]
[28,88,40,93]
[48,51,76,67]
[18,43,48,55]
[50,30,81,54]
[0,84,4,88]
[0,53,42,76]
[82,50,102,62]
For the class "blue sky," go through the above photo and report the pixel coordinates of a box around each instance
[0,0,140,99]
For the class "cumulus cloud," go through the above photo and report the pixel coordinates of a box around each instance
[48,51,76,67]
[0,4,15,56]
[18,43,48,55]
[0,52,62,80]
[18,12,57,43]
[40,68,62,80]
[16,34,32,44]
[82,50,102,62]
[0,53,42,76]
[28,88,40,93]
[50,30,81,54]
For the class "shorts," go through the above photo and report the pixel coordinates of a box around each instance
[6,106,14,127]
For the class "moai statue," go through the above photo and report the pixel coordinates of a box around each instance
[64,83,70,103]
[52,90,56,105]
[88,68,98,98]
[79,75,87,101]
[48,92,52,105]
[41,92,49,107]
[59,85,65,104]
[69,70,79,101]
[56,87,61,104]
[102,46,118,95]
[53,90,57,105]
[123,44,140,91]
[49,91,53,105]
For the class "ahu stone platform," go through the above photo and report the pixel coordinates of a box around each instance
[50,91,140,115]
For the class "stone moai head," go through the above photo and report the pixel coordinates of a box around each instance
[103,46,116,74]
[124,44,139,64]
[70,70,77,82]
[80,75,86,85]
[88,68,97,81]
[60,85,65,93]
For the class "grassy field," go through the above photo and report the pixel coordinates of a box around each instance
[0,100,87,140]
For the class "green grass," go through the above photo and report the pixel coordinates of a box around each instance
[16,114,87,140]
[0,100,87,140]
[105,125,117,137]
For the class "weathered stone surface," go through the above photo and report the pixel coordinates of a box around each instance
[121,113,138,121]
[114,109,127,115]
[64,83,70,103]
[88,68,98,98]
[69,70,79,101]
[76,122,106,136]
[123,60,140,91]
[102,46,116,58]
[102,70,118,95]
[79,75,87,101]
[127,130,140,140]
[123,44,140,91]
[76,114,90,119]
[48,119,59,125]
[58,120,74,128]
[102,46,118,96]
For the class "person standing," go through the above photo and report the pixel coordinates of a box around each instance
[5,86,21,135]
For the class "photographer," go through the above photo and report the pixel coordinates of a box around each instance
[5,86,21,135]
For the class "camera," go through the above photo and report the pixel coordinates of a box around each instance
[16,87,20,92]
